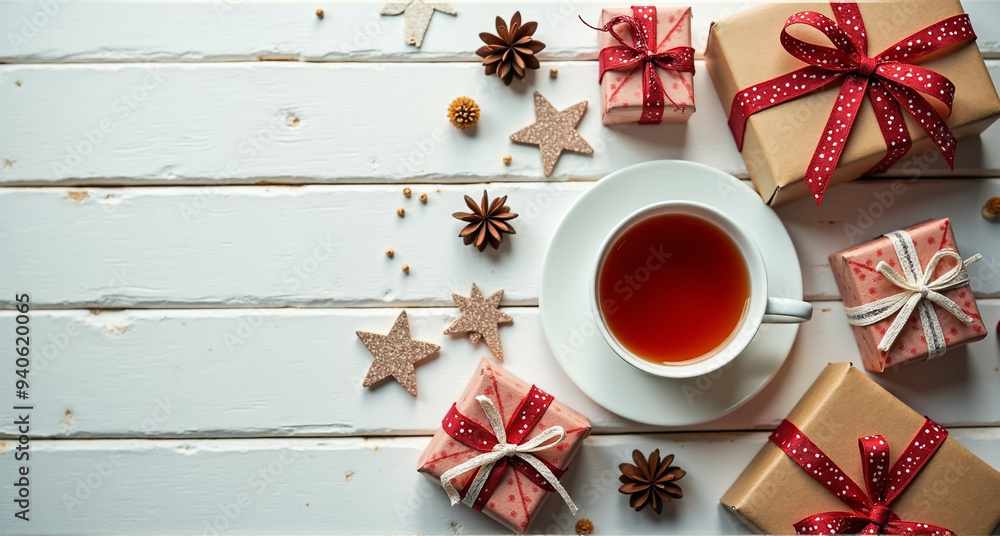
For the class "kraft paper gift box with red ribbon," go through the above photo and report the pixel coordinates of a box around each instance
[829,218,987,373]
[584,6,696,125]
[416,359,591,534]
[721,362,1000,534]
[705,1,1000,206]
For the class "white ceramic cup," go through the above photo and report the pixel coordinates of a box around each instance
[590,201,812,378]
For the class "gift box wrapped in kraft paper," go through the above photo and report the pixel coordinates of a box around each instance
[416,359,591,534]
[589,6,696,125]
[829,218,987,372]
[705,0,1000,206]
[721,363,1000,534]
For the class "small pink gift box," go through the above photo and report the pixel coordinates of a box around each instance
[416,359,590,533]
[829,219,987,372]
[595,6,695,125]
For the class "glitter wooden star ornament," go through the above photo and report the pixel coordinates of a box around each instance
[357,311,440,396]
[444,283,513,361]
[380,0,456,47]
[509,91,593,177]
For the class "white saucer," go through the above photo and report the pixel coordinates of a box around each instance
[539,161,802,426]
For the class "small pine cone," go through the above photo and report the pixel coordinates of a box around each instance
[448,96,481,130]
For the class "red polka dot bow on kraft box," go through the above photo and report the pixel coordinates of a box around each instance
[829,218,987,373]
[771,418,952,534]
[705,1,1000,207]
[416,359,591,534]
[722,363,1000,534]
[582,6,696,125]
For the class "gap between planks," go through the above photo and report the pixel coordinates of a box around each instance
[3,175,1000,188]
[3,424,998,443]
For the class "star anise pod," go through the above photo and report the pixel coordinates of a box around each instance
[618,449,685,514]
[453,190,518,251]
[476,12,546,86]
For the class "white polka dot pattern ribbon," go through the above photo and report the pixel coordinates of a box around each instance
[844,230,981,359]
[770,418,953,535]
[580,6,696,124]
[726,2,977,205]
[439,394,578,514]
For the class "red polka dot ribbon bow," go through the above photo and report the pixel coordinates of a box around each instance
[727,2,977,205]
[438,387,578,514]
[582,6,695,124]
[770,417,953,535]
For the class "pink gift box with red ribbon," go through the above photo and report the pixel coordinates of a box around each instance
[829,218,988,372]
[416,359,590,534]
[593,6,696,125]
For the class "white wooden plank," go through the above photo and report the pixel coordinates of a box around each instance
[1,301,997,438]
[2,430,999,534]
[1,1,998,63]
[780,178,1000,301]
[1,180,998,309]
[1,61,999,185]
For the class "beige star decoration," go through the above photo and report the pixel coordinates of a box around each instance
[380,0,457,48]
[357,311,440,396]
[444,283,513,361]
[509,91,593,177]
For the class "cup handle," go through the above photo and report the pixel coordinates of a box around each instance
[762,297,813,324]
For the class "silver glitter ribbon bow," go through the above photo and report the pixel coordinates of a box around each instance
[844,230,981,358]
[439,395,578,514]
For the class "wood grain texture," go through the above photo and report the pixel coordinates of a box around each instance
[0,1,998,63]
[1,61,999,185]
[2,301,997,439]
[1,2,999,533]
[2,429,999,534]
[1,180,998,309]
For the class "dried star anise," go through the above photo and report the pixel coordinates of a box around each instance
[476,11,546,86]
[453,190,518,251]
[618,449,685,514]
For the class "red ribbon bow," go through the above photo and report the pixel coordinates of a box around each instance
[728,3,977,205]
[582,6,695,124]
[771,418,953,535]
[441,385,565,511]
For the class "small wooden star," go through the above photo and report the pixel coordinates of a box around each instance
[380,0,456,48]
[509,91,593,177]
[357,311,440,396]
[444,283,513,361]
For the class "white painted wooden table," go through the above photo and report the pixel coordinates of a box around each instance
[1,1,999,534]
